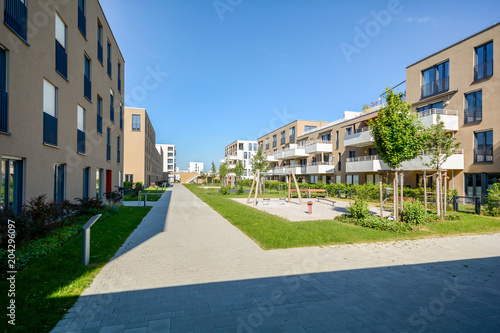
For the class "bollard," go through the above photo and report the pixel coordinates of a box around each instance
[138,192,141,206]
[453,195,458,211]
[307,201,313,214]
[156,187,159,196]
[144,191,149,207]
[82,214,103,265]
[475,197,481,215]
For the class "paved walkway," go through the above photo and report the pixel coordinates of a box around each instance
[52,184,500,333]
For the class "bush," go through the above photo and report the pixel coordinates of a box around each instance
[335,214,413,233]
[236,187,244,195]
[134,182,143,190]
[445,212,461,221]
[347,198,370,220]
[426,214,441,223]
[105,190,123,205]
[485,183,500,217]
[123,181,133,188]
[401,200,426,225]
[75,197,105,216]
[220,186,229,195]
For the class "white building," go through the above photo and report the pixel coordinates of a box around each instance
[156,144,176,172]
[188,162,204,173]
[224,140,258,184]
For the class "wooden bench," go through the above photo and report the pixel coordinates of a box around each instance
[290,189,328,198]
[316,197,336,206]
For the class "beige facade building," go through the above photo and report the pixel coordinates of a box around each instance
[123,107,163,186]
[1,0,124,212]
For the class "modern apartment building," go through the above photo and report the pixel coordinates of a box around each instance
[224,140,257,184]
[123,107,163,186]
[0,0,124,212]
[188,162,203,173]
[156,143,176,173]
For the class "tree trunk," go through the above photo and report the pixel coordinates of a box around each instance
[436,172,441,217]
[400,171,404,216]
[443,173,447,218]
[393,171,398,222]
[423,171,427,212]
[379,173,383,218]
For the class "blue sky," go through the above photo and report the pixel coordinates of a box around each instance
[100,0,500,170]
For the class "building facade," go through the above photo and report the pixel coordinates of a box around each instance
[224,140,258,184]
[1,0,124,212]
[123,107,163,186]
[188,162,203,173]
[156,143,176,183]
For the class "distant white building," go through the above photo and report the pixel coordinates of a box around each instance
[156,144,176,173]
[224,140,258,185]
[188,162,204,173]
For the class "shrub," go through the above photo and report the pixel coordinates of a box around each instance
[485,183,500,217]
[105,190,123,205]
[426,214,441,223]
[123,181,133,188]
[347,198,370,220]
[134,182,143,190]
[75,197,105,216]
[335,214,413,233]
[401,200,426,225]
[445,212,461,221]
[220,186,229,195]
[236,187,244,195]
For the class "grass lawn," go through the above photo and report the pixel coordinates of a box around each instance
[0,206,151,332]
[185,184,500,249]
[122,187,167,201]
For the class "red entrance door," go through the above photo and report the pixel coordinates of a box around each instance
[106,170,112,193]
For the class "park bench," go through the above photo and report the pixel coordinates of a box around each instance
[290,189,328,198]
[316,197,336,206]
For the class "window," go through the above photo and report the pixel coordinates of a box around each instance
[1,158,23,214]
[117,136,121,164]
[43,79,58,146]
[78,0,86,37]
[337,153,341,171]
[239,143,243,150]
[125,174,133,183]
[474,130,493,163]
[168,153,173,157]
[336,131,339,150]
[369,148,379,156]
[168,165,173,170]
[83,167,90,198]
[305,125,317,131]
[465,90,482,124]
[55,13,67,78]
[168,147,173,151]
[132,114,141,131]
[345,127,352,136]
[119,104,123,130]
[109,90,114,122]
[349,151,356,159]
[168,159,173,163]
[475,41,493,81]
[96,169,102,198]
[107,41,112,77]
[416,174,433,188]
[417,102,443,114]
[253,143,257,151]
[84,55,91,100]
[335,175,342,184]
[77,105,85,154]
[272,134,277,147]
[97,21,103,64]
[54,164,66,203]
[321,133,331,142]
[4,0,27,41]
[346,175,359,185]
[244,152,248,159]
[290,127,295,141]
[266,138,269,150]
[280,130,286,144]
[97,95,102,134]
[106,128,111,161]
[421,61,449,98]
[0,47,7,133]
[117,62,122,93]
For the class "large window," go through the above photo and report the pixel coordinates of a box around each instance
[321,133,331,142]
[421,61,449,98]
[475,41,493,81]
[54,164,66,203]
[474,130,493,164]
[96,169,102,198]
[78,0,86,37]
[280,130,286,144]
[1,158,23,214]
[84,55,91,100]
[466,173,500,201]
[97,21,103,64]
[77,105,85,154]
[107,41,112,77]
[290,127,295,142]
[0,47,7,133]
[83,167,90,198]
[106,128,111,161]
[55,13,67,78]
[4,0,27,41]
[118,62,122,93]
[305,125,316,131]
[117,135,121,164]
[132,114,141,131]
[119,104,123,130]
[465,90,482,124]
[43,80,58,146]
[266,138,269,150]
[272,134,277,148]
[97,95,102,134]
[109,90,114,122]
[417,102,443,114]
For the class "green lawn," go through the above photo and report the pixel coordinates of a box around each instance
[122,187,167,201]
[0,206,151,332]
[185,184,500,249]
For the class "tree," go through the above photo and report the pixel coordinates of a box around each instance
[199,171,208,184]
[210,161,218,185]
[233,160,244,189]
[250,149,270,193]
[367,88,426,221]
[421,114,461,219]
[219,161,229,187]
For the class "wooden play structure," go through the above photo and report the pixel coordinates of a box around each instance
[246,170,304,206]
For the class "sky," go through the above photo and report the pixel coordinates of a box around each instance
[100,0,500,171]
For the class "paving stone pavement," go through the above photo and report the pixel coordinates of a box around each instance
[52,184,500,333]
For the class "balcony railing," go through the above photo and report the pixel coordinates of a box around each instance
[474,60,493,81]
[84,75,91,100]
[77,130,85,154]
[474,147,493,164]
[98,42,103,64]
[417,108,458,117]
[78,7,86,36]
[346,155,381,163]
[464,106,482,124]
[106,144,111,161]
[421,76,449,99]
[0,89,8,132]
[280,137,285,145]
[55,42,67,78]
[308,162,334,166]
[289,134,295,142]
[43,113,57,146]
[306,140,332,145]
[4,0,27,41]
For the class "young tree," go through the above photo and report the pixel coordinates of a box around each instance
[367,88,426,221]
[233,160,244,189]
[421,114,461,219]
[199,171,207,184]
[218,161,229,187]
[250,149,270,193]
[210,161,218,185]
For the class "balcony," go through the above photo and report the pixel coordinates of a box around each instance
[56,42,67,78]
[474,60,493,81]
[474,147,493,164]
[464,107,482,125]
[228,164,236,169]
[4,0,27,41]
[227,155,238,160]
[285,166,307,175]
[421,76,449,99]
[306,162,335,174]
[344,127,374,147]
[0,89,8,132]
[417,108,458,131]
[274,144,308,160]
[266,155,276,162]
[305,141,332,154]
[346,150,464,172]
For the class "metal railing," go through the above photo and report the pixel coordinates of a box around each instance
[0,89,8,132]
[474,60,493,81]
[453,196,481,214]
[421,76,449,98]
[464,106,482,124]
[417,108,458,117]
[84,75,91,100]
[308,161,334,166]
[43,113,57,146]
[82,214,102,265]
[55,42,67,78]
[347,155,381,163]
[4,0,27,41]
[474,147,493,163]
[77,130,85,154]
[306,140,332,145]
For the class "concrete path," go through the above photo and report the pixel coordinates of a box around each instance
[52,184,500,333]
